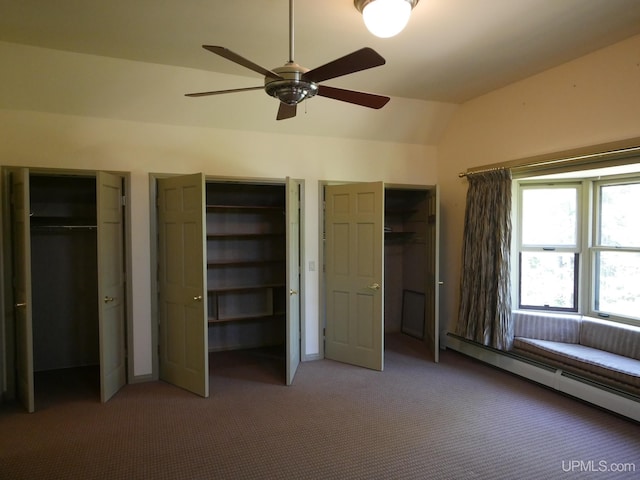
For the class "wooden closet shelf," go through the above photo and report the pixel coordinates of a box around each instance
[206,205,284,212]
[385,209,418,216]
[30,216,97,227]
[384,231,416,236]
[207,259,285,267]
[209,284,286,293]
[208,312,285,324]
[206,232,285,238]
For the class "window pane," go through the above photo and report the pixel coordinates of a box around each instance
[599,183,640,248]
[595,251,640,318]
[522,188,577,246]
[520,252,576,309]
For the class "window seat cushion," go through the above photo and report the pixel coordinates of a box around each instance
[513,337,640,394]
[512,311,581,343]
[580,318,640,360]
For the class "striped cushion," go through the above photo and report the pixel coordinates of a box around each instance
[513,337,640,392]
[512,311,581,343]
[580,318,640,360]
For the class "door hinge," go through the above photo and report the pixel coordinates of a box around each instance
[121,195,126,207]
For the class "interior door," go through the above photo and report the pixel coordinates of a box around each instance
[157,174,208,397]
[286,178,301,385]
[12,168,34,412]
[325,182,384,371]
[97,172,127,402]
[424,186,441,362]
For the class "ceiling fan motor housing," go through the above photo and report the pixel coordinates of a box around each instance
[265,62,319,105]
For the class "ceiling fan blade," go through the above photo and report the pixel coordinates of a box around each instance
[277,103,297,120]
[203,45,283,79]
[318,85,390,109]
[303,47,386,83]
[185,86,264,97]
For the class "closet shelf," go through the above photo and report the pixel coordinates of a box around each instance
[206,205,284,212]
[209,283,285,294]
[207,232,285,238]
[385,231,415,236]
[207,259,285,267]
[31,224,97,231]
[385,209,418,216]
[208,312,285,324]
[31,216,97,228]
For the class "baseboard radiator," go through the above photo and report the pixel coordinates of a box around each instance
[446,333,640,423]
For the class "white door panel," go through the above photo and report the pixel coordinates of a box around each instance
[13,168,34,412]
[286,178,301,385]
[157,174,208,397]
[325,182,384,371]
[97,172,127,401]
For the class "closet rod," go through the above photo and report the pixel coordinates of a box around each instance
[458,144,640,178]
[31,225,97,230]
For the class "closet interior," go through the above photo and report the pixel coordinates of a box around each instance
[205,181,287,383]
[29,175,100,402]
[384,188,431,341]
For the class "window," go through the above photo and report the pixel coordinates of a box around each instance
[516,169,640,326]
[518,185,580,311]
[593,181,640,319]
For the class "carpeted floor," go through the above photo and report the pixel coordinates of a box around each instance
[0,333,638,479]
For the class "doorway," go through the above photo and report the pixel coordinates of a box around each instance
[2,168,129,412]
[154,174,302,397]
[321,182,440,371]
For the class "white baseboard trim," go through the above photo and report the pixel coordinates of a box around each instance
[446,334,640,423]
[302,353,322,362]
[130,374,155,384]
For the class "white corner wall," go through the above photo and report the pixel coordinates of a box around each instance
[437,33,640,337]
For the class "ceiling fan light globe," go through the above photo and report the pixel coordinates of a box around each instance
[361,0,412,38]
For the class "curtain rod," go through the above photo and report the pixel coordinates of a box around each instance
[458,143,640,178]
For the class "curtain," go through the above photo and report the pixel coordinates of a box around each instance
[456,168,513,350]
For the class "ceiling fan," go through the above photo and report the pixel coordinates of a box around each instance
[186,0,391,120]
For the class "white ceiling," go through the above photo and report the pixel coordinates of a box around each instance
[2,0,640,143]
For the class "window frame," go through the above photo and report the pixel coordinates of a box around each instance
[516,182,583,312]
[514,172,640,327]
[588,176,640,323]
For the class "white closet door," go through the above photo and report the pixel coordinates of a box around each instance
[12,168,34,412]
[97,172,127,401]
[157,174,208,397]
[325,182,384,371]
[425,186,441,362]
[286,178,301,385]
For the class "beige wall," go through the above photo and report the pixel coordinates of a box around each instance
[0,109,437,377]
[2,31,640,381]
[437,33,640,337]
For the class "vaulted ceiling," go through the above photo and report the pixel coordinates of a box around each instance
[2,0,640,144]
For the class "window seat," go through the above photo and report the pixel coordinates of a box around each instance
[511,312,640,396]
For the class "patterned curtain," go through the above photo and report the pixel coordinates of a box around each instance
[456,168,513,350]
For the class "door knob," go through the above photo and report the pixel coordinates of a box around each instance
[193,295,203,302]
[290,289,298,296]
[367,283,380,291]
[15,302,27,308]
[104,296,115,303]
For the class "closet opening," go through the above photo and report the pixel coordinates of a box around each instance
[383,187,436,359]
[321,182,439,370]
[206,181,288,385]
[30,175,100,406]
[3,168,128,412]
